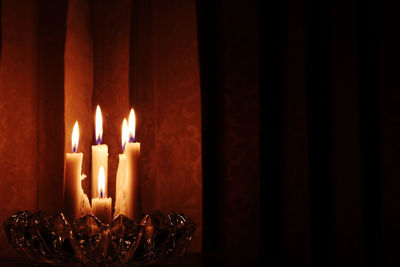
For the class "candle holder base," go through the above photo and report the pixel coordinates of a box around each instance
[3,210,195,265]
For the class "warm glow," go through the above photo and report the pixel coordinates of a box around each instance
[98,166,106,198]
[122,118,129,151]
[71,121,79,153]
[128,108,136,142]
[95,105,103,145]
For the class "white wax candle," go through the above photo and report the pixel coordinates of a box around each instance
[115,119,128,218]
[126,143,141,220]
[92,166,112,223]
[126,109,141,221]
[114,153,127,217]
[92,144,108,198]
[64,152,82,222]
[79,175,92,217]
[92,106,108,198]
[64,122,91,222]
[92,198,112,224]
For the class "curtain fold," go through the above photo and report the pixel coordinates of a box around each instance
[130,0,203,252]
[64,0,94,202]
[196,0,260,263]
[379,2,400,265]
[36,0,67,215]
[90,0,131,210]
[281,0,310,265]
[330,0,364,265]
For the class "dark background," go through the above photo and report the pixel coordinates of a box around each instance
[197,0,260,265]
[256,0,400,266]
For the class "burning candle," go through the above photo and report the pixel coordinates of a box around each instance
[63,122,91,222]
[92,166,112,223]
[92,105,109,198]
[125,109,141,221]
[115,119,128,217]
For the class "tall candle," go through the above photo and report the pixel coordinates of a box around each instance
[64,122,91,222]
[115,119,128,217]
[92,105,108,198]
[92,166,112,223]
[126,109,141,221]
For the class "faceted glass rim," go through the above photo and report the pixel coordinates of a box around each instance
[3,210,196,264]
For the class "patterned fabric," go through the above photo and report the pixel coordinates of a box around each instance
[0,0,202,255]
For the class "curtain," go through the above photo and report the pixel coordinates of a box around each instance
[0,0,202,255]
[197,0,260,264]
[258,0,400,266]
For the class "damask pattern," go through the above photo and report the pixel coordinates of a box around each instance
[0,0,203,256]
[0,1,38,256]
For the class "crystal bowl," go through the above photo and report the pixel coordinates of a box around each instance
[3,210,196,264]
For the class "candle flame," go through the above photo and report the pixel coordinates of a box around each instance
[122,118,129,151]
[71,121,79,152]
[98,166,105,198]
[128,108,136,142]
[95,105,103,145]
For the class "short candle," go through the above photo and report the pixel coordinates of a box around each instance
[92,166,112,224]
